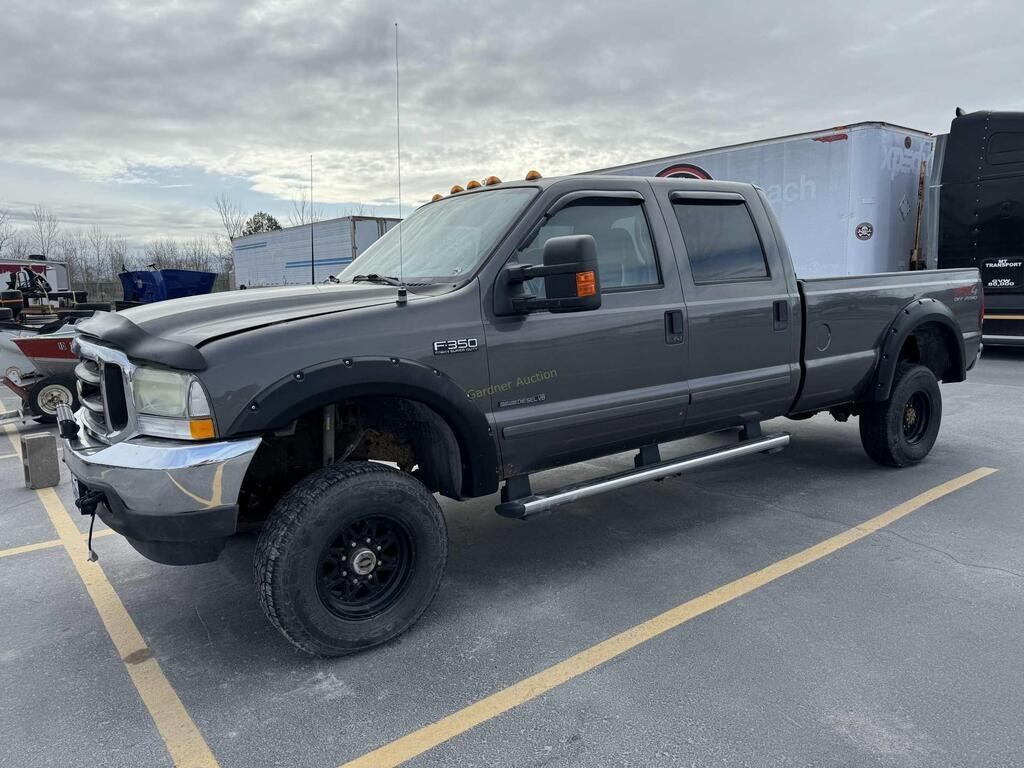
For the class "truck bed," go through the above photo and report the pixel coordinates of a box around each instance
[793,268,982,413]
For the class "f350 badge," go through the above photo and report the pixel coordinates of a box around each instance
[433,338,479,355]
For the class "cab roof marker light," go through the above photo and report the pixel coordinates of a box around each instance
[450,184,465,194]
[431,193,444,201]
[525,170,542,180]
[484,175,501,185]
[466,180,482,189]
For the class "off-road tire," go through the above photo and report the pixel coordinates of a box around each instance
[28,376,78,423]
[254,461,448,656]
[859,363,941,467]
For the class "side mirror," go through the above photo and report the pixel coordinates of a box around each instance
[503,235,602,314]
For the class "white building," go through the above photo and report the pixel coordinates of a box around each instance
[232,216,400,287]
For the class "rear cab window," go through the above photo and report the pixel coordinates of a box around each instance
[671,198,769,284]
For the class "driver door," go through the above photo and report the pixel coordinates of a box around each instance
[482,185,689,476]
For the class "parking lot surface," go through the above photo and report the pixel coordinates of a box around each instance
[1,351,1022,768]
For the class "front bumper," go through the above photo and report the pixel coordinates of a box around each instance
[61,411,261,565]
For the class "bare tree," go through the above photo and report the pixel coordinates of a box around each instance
[214,194,246,240]
[106,235,130,276]
[288,188,327,227]
[57,230,91,286]
[339,202,378,218]
[143,238,180,269]
[0,208,15,255]
[31,204,61,256]
[85,224,124,279]
[6,231,32,259]
[180,236,222,272]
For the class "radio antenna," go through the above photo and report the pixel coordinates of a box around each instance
[394,21,407,305]
[309,153,315,285]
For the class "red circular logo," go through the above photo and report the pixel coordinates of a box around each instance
[656,163,712,180]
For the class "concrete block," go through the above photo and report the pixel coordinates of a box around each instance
[21,433,60,489]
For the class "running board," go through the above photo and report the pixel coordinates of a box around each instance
[495,432,790,520]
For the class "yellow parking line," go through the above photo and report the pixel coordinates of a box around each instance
[0,529,115,559]
[3,425,219,768]
[341,466,997,768]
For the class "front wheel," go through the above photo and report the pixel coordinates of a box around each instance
[254,461,448,656]
[859,363,942,467]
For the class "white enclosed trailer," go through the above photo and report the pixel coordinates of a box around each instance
[232,215,400,287]
[585,122,934,278]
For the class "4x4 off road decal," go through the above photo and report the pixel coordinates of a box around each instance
[433,338,479,355]
[656,163,712,180]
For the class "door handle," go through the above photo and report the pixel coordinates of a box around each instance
[773,300,789,330]
[665,309,684,344]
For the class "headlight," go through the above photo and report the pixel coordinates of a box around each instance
[132,367,216,440]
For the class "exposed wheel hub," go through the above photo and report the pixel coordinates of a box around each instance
[904,404,917,428]
[350,547,377,576]
[902,391,930,444]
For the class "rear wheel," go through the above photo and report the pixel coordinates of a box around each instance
[28,376,78,423]
[859,363,942,467]
[254,461,448,656]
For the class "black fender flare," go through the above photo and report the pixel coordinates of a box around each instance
[226,356,499,497]
[868,297,965,402]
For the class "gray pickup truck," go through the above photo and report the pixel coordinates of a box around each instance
[58,174,982,655]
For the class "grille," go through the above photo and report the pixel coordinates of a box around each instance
[74,340,133,441]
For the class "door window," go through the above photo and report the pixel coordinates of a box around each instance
[672,200,769,284]
[518,199,661,294]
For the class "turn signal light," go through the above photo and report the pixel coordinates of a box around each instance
[431,193,443,201]
[484,175,501,185]
[576,271,596,297]
[466,179,482,189]
[188,418,216,440]
[525,169,542,180]
[450,184,465,194]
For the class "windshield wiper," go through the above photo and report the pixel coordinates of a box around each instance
[350,273,404,286]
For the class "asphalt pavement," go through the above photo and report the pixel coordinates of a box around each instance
[1,350,1022,768]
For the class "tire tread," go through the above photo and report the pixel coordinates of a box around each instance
[254,461,446,656]
[859,362,940,467]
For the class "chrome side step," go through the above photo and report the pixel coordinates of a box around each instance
[495,432,790,519]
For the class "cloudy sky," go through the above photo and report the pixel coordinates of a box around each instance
[1,0,1022,245]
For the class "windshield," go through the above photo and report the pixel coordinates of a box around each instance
[337,187,536,283]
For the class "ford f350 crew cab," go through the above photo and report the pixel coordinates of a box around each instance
[58,174,982,656]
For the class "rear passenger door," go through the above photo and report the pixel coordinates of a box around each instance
[656,188,801,428]
[483,185,689,475]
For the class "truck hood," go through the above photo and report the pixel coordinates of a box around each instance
[117,283,402,347]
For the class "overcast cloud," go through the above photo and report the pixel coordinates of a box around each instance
[1,0,1022,242]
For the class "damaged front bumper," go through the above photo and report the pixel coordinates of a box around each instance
[61,411,261,565]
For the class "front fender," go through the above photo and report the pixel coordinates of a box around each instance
[225,356,499,497]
